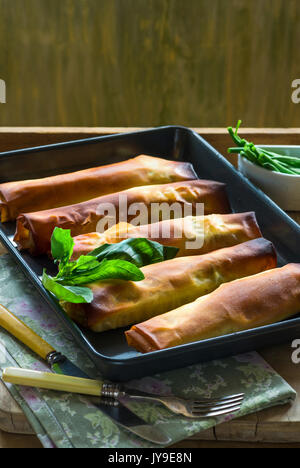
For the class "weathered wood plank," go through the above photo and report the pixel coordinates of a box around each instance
[0,430,42,449]
[1,127,300,170]
[0,383,34,435]
[0,0,300,128]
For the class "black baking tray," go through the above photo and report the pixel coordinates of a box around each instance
[0,126,300,381]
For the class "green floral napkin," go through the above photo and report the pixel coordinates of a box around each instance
[0,254,296,448]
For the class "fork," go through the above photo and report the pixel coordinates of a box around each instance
[3,366,244,419]
[102,384,244,418]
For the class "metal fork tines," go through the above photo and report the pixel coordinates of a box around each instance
[144,393,244,419]
[101,384,244,419]
[186,394,244,418]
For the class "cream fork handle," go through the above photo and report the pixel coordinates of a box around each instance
[2,367,103,396]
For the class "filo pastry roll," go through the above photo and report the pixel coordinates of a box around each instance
[14,179,231,255]
[71,212,262,260]
[126,263,300,353]
[0,155,198,222]
[62,238,277,332]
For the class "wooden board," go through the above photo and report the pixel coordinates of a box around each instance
[0,381,34,435]
[2,126,300,158]
[1,0,300,129]
[0,127,300,448]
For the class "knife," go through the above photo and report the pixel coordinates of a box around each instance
[0,304,171,445]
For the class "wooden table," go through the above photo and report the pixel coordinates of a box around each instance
[0,127,300,449]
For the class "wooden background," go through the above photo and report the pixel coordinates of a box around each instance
[0,0,300,128]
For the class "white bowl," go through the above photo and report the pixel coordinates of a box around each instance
[238,145,300,211]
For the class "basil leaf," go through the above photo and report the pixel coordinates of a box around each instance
[46,229,178,304]
[89,238,179,267]
[56,259,145,286]
[92,259,145,282]
[71,255,101,272]
[51,227,74,270]
[42,271,93,303]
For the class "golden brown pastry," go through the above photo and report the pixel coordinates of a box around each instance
[71,212,262,260]
[0,155,197,222]
[62,238,276,332]
[126,263,300,353]
[14,179,231,255]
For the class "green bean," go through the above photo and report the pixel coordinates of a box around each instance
[269,155,300,168]
[227,121,300,176]
[227,147,243,154]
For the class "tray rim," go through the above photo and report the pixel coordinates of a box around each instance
[0,125,300,369]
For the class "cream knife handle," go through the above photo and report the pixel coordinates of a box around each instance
[0,304,55,360]
[2,367,103,396]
